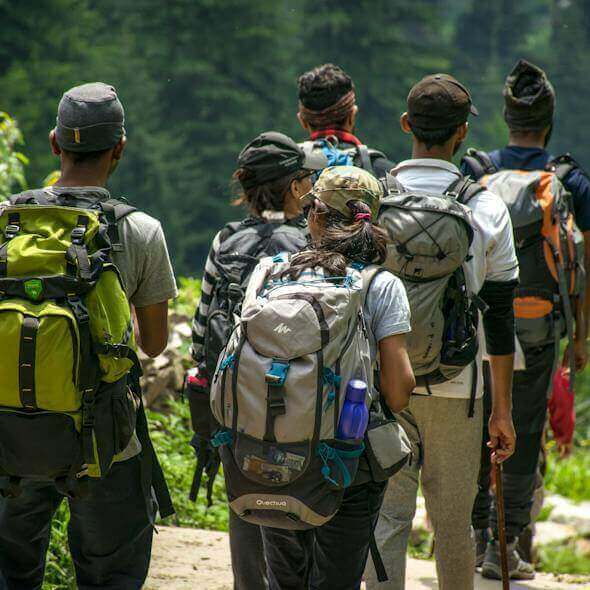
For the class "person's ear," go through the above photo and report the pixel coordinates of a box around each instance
[112,136,126,160]
[347,105,358,129]
[297,112,311,133]
[49,129,61,156]
[290,176,307,200]
[400,112,412,134]
[457,122,469,143]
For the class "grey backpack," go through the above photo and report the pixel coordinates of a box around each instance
[209,254,374,529]
[378,173,484,414]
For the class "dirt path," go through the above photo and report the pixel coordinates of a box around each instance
[145,526,590,590]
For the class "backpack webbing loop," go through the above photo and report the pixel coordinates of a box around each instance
[264,360,290,442]
[19,317,39,409]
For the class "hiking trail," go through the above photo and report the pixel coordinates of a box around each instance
[145,526,590,590]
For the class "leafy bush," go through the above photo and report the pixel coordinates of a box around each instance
[147,398,228,530]
[0,112,28,197]
[537,539,590,576]
[545,442,590,502]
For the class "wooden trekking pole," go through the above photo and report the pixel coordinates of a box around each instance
[495,461,510,590]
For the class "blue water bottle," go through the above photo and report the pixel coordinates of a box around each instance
[337,379,369,439]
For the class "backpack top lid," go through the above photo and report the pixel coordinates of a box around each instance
[378,175,475,281]
[240,254,363,360]
[480,168,567,230]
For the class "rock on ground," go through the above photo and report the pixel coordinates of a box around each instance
[145,526,590,590]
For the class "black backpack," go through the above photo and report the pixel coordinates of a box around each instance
[203,216,309,377]
[187,216,308,504]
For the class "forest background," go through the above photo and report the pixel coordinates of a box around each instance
[2,0,590,274]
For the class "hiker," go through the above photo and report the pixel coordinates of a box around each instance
[190,131,324,590]
[461,59,590,579]
[365,74,519,590]
[210,165,415,590]
[0,83,177,589]
[297,63,395,178]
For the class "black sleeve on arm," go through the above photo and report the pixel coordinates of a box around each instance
[478,279,518,355]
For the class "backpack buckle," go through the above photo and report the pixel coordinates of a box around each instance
[71,226,86,245]
[67,296,90,323]
[4,224,19,239]
[444,191,459,199]
[265,360,290,387]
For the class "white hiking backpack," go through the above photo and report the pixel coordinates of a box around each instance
[209,253,375,529]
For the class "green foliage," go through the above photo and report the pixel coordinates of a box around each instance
[545,443,590,502]
[147,398,229,530]
[537,539,590,576]
[0,112,28,197]
[44,504,76,590]
[173,277,202,319]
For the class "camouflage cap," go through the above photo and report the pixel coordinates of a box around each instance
[303,166,383,219]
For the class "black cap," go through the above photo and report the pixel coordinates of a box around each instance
[237,131,324,189]
[55,82,125,152]
[503,60,555,131]
[407,74,479,130]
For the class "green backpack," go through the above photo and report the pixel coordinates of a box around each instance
[0,189,140,496]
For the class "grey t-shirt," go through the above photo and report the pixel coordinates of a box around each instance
[112,210,178,307]
[363,269,411,362]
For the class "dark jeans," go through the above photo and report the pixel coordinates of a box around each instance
[229,508,268,590]
[261,480,386,590]
[0,456,155,590]
[472,345,554,539]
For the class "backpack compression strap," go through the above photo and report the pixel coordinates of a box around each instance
[461,148,498,180]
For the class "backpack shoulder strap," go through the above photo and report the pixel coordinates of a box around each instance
[461,148,498,180]
[356,144,373,172]
[546,153,580,184]
[380,171,405,197]
[447,176,486,206]
[98,198,138,253]
[360,264,388,306]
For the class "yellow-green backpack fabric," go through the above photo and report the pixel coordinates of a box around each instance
[0,189,139,492]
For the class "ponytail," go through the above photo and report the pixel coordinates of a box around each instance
[287,199,388,278]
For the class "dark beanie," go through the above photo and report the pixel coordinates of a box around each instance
[55,82,125,152]
[503,60,555,131]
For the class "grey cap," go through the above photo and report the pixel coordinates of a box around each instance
[55,82,125,152]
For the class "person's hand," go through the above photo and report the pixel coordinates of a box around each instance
[563,339,588,373]
[557,440,574,459]
[488,412,516,464]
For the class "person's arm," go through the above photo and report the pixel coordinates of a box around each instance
[378,333,415,413]
[135,301,169,357]
[487,354,516,463]
[129,220,178,357]
[479,279,518,463]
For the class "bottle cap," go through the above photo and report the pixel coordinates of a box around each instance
[346,379,367,403]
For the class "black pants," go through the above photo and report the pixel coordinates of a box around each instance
[472,345,554,539]
[0,456,155,590]
[229,509,268,590]
[261,480,386,590]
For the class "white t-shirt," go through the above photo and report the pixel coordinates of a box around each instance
[392,159,519,399]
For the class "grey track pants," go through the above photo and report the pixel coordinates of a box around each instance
[365,395,483,590]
